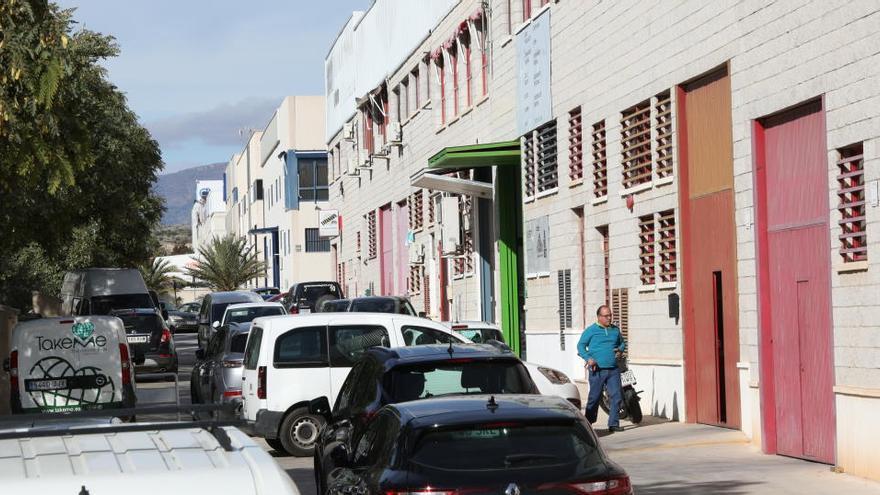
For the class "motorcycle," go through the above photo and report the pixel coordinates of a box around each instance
[599,352,643,424]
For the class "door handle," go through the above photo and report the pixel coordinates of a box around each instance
[242,376,246,381]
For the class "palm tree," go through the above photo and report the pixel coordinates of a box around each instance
[139,257,176,293]
[185,235,266,291]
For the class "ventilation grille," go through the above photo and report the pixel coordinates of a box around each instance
[621,100,652,189]
[568,107,583,182]
[591,120,608,198]
[655,91,673,179]
[639,215,656,285]
[837,143,867,263]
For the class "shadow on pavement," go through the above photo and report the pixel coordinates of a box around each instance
[634,480,763,494]
[285,467,316,495]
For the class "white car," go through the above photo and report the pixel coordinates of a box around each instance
[220,302,286,327]
[0,421,300,494]
[239,313,581,456]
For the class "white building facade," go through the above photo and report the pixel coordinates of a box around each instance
[326,0,880,481]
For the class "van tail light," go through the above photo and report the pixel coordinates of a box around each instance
[223,388,242,398]
[119,344,133,386]
[221,359,243,368]
[257,366,266,399]
[8,350,19,393]
[567,476,632,494]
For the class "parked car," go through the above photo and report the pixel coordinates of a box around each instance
[347,296,417,315]
[191,322,252,417]
[179,301,201,313]
[0,414,302,494]
[59,268,153,316]
[163,301,199,333]
[114,308,177,376]
[311,343,540,483]
[316,395,632,495]
[221,302,286,326]
[197,291,264,351]
[253,286,281,300]
[282,281,343,314]
[239,313,579,456]
[266,292,285,303]
[3,316,137,414]
[447,320,582,408]
[316,298,351,312]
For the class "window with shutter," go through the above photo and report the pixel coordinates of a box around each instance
[837,143,867,263]
[523,120,559,199]
[408,191,424,231]
[557,269,572,332]
[639,215,656,285]
[657,210,677,282]
[611,288,630,342]
[621,100,652,190]
[655,91,673,179]
[366,211,377,259]
[597,225,610,306]
[568,107,583,183]
[592,120,607,199]
[409,266,422,295]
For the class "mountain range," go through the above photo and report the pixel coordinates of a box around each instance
[154,162,226,225]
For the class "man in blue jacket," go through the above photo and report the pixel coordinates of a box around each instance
[578,305,626,432]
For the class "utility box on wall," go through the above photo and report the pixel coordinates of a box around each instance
[441,197,461,255]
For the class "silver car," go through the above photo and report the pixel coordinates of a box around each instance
[190,324,253,418]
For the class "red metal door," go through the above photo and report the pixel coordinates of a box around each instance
[396,200,409,295]
[760,100,835,464]
[379,204,393,295]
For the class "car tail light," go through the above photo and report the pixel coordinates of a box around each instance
[223,388,242,398]
[385,490,457,495]
[160,327,172,345]
[221,359,243,368]
[8,350,18,393]
[119,344,132,386]
[568,476,632,494]
[289,305,299,314]
[257,366,266,399]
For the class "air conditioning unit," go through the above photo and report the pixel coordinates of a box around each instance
[342,122,354,141]
[409,242,425,264]
[441,197,461,255]
[345,156,360,176]
[388,122,403,144]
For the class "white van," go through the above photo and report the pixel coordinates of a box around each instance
[239,313,581,456]
[60,268,153,316]
[4,316,137,413]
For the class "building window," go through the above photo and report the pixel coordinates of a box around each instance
[655,91,673,179]
[522,0,531,21]
[401,81,409,119]
[305,228,330,253]
[638,214,656,285]
[412,67,420,111]
[363,110,375,155]
[557,269,573,331]
[568,107,583,183]
[476,13,488,97]
[409,265,422,295]
[597,225,610,306]
[523,120,559,199]
[611,288,629,341]
[838,143,867,263]
[462,31,473,107]
[436,56,446,125]
[591,120,607,198]
[657,210,677,282]
[451,44,459,117]
[453,194,475,277]
[366,211,377,260]
[408,191,424,231]
[394,86,402,124]
[621,100,652,190]
[298,157,329,202]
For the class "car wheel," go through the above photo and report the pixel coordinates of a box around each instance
[266,437,286,454]
[279,407,326,457]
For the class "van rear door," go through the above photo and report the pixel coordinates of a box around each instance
[15,316,126,413]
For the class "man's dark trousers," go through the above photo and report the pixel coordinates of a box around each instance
[585,367,622,428]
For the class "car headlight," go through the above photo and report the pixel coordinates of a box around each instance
[538,366,571,385]
[168,315,183,322]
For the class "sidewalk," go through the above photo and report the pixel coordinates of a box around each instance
[597,415,880,494]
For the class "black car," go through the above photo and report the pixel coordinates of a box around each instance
[348,296,417,316]
[283,281,344,314]
[320,395,632,495]
[253,287,281,300]
[161,301,199,333]
[311,344,540,489]
[113,308,178,376]
[196,291,263,350]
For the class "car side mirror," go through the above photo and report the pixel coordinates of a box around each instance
[309,396,333,421]
[195,349,205,360]
[212,321,220,329]
[418,311,427,318]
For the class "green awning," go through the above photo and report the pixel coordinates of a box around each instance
[427,140,520,170]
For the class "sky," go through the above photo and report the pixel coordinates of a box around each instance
[55,0,371,174]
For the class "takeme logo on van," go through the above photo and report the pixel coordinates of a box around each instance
[36,321,109,352]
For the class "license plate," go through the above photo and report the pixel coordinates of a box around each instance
[127,335,149,344]
[299,307,311,315]
[26,379,68,391]
[621,370,636,387]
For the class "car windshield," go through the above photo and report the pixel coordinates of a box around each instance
[350,298,397,313]
[300,284,338,301]
[90,294,155,314]
[385,361,532,402]
[410,422,602,471]
[224,306,284,324]
[455,328,505,344]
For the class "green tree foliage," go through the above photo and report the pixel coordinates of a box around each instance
[139,258,175,293]
[185,236,267,292]
[0,1,165,309]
